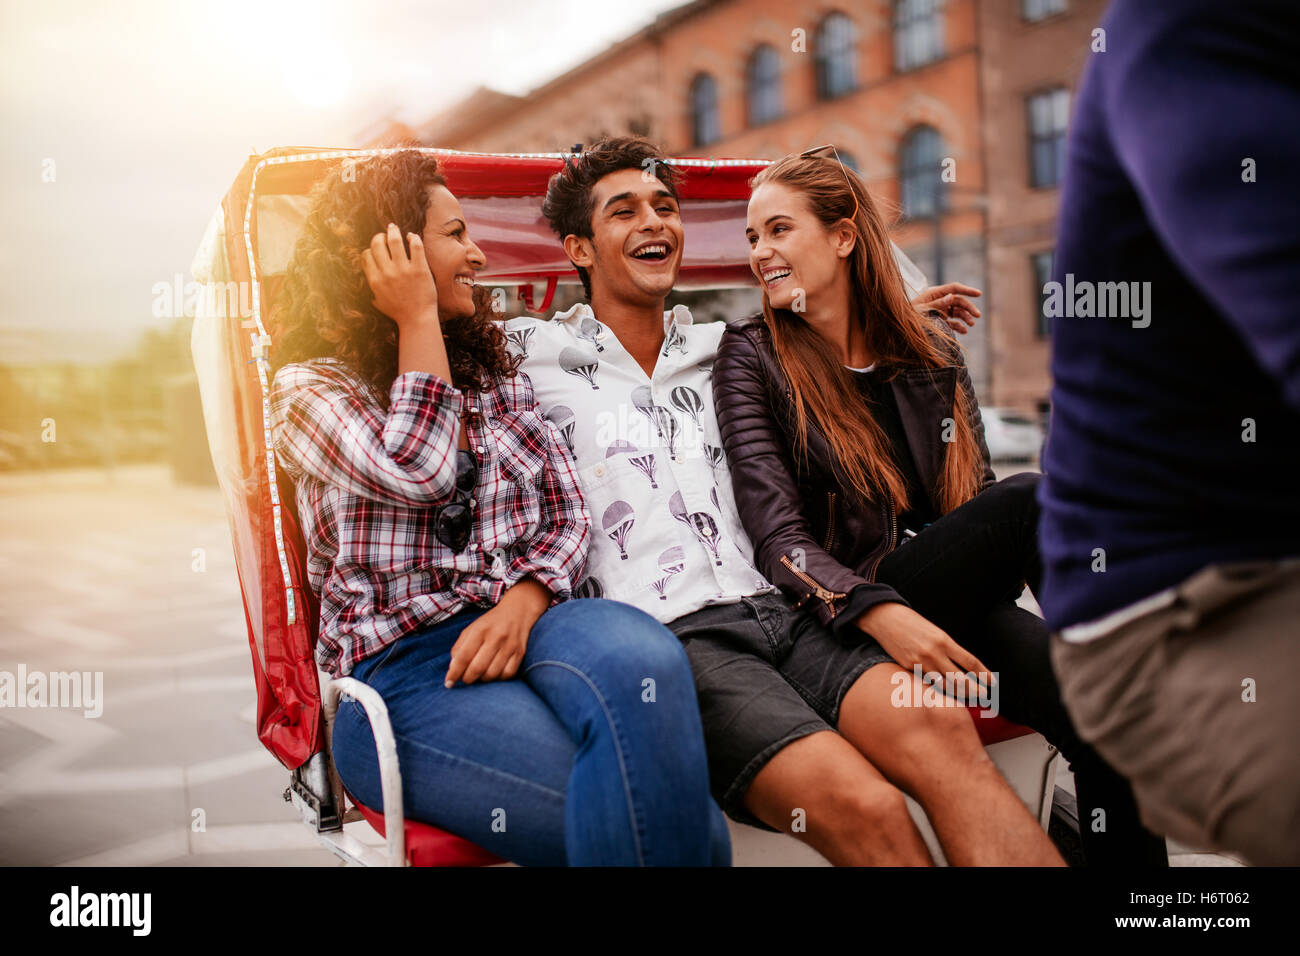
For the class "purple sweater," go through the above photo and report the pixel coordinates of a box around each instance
[1038,0,1300,630]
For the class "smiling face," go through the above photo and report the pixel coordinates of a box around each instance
[746,181,854,311]
[565,167,684,306]
[420,183,485,320]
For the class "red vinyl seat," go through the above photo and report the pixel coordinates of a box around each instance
[969,708,1036,747]
[349,797,505,868]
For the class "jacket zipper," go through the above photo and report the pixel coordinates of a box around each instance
[780,553,848,615]
[822,491,837,552]
[867,491,896,583]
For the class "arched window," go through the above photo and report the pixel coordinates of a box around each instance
[690,73,720,147]
[815,12,857,99]
[900,125,945,218]
[746,45,783,126]
[894,0,945,72]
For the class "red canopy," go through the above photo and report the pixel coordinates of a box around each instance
[242,146,772,289]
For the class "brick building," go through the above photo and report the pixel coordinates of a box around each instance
[374,0,1107,414]
[979,0,1106,415]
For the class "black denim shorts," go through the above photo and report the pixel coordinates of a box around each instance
[666,592,894,829]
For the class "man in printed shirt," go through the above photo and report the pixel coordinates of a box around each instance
[503,137,1028,866]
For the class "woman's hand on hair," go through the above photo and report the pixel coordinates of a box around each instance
[361,222,440,332]
[854,601,995,702]
[912,282,981,335]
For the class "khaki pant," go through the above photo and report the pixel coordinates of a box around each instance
[1051,559,1300,866]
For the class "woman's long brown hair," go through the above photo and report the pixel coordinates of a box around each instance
[751,154,981,515]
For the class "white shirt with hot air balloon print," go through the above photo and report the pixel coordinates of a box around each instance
[500,302,777,626]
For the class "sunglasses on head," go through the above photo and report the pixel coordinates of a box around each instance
[799,144,860,222]
[433,449,479,554]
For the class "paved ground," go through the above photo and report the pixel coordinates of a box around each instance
[0,464,334,865]
[0,463,1241,866]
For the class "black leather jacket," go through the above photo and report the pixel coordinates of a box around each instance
[712,313,996,637]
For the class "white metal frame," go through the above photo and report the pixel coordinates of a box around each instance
[282,670,410,867]
[325,676,407,867]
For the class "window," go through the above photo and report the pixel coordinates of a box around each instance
[815,12,857,99]
[900,125,945,219]
[1032,249,1054,338]
[690,73,720,147]
[894,0,945,72]
[1027,87,1069,187]
[746,45,783,126]
[1023,0,1067,22]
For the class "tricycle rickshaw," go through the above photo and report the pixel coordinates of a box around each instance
[189,145,1059,866]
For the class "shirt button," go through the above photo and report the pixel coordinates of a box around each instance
[593,464,606,477]
[469,498,477,508]
[476,446,485,454]
[469,543,478,551]
[702,527,713,537]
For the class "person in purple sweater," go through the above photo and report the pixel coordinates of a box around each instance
[1040,0,1300,865]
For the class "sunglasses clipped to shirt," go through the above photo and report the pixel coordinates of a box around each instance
[434,448,479,553]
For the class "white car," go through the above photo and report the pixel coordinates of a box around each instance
[981,407,1044,463]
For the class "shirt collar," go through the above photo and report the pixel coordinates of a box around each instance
[551,301,695,335]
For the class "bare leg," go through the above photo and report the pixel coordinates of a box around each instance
[741,730,935,866]
[838,664,1064,866]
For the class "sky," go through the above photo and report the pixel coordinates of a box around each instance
[0,0,686,362]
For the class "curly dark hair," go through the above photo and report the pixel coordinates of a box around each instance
[540,136,679,300]
[270,149,520,408]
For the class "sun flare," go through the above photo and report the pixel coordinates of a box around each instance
[282,52,354,109]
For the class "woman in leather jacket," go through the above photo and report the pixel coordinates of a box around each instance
[712,150,1168,867]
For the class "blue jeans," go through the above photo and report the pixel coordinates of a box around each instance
[332,598,731,866]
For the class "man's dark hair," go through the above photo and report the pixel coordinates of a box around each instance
[540,136,680,300]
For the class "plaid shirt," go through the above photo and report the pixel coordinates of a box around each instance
[270,357,590,678]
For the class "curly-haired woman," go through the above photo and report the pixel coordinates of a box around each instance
[269,150,728,866]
